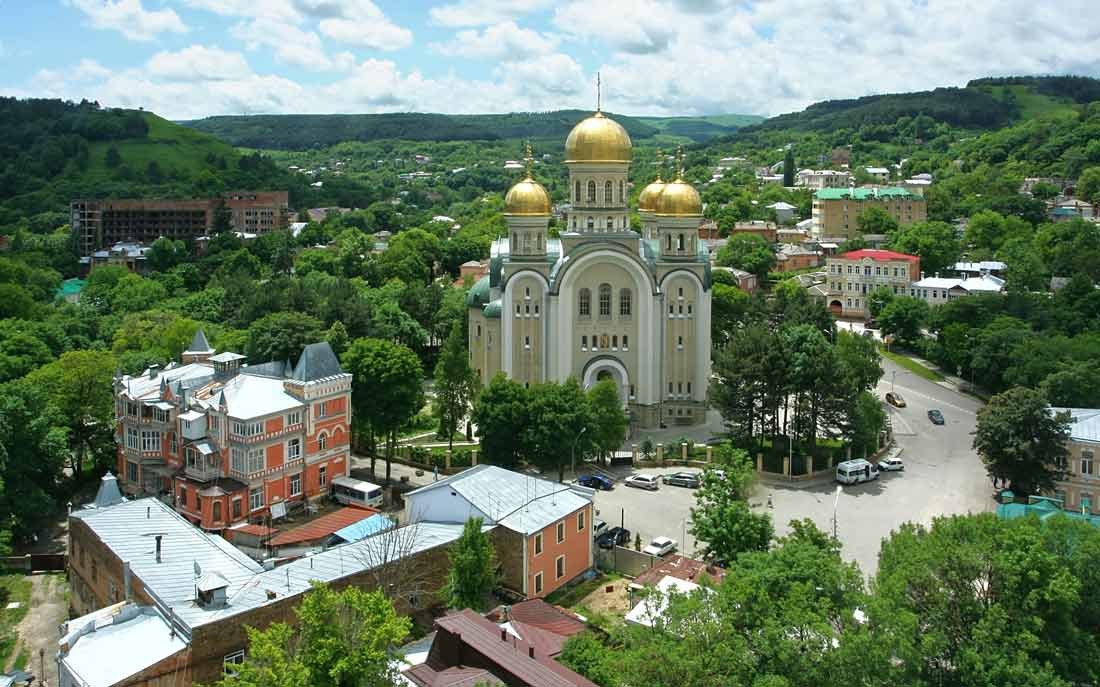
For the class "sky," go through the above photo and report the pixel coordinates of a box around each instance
[2,0,1100,120]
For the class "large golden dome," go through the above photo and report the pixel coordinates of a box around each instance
[655,178,702,216]
[564,111,632,163]
[638,177,666,212]
[504,175,551,216]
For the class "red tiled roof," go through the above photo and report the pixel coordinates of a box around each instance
[838,249,919,263]
[225,523,275,539]
[405,664,504,687]
[633,554,727,587]
[267,506,378,547]
[503,599,586,640]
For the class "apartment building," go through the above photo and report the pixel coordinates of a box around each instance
[811,187,926,239]
[71,191,289,256]
[822,249,920,318]
[114,330,351,530]
[795,169,851,189]
[1048,407,1100,515]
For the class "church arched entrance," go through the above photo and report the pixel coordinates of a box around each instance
[582,358,630,406]
[828,300,843,316]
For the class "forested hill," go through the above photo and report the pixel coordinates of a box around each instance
[181,110,762,149]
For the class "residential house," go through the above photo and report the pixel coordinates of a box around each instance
[953,261,1006,278]
[713,266,757,292]
[1047,408,1100,516]
[264,506,385,558]
[863,167,890,183]
[730,220,777,244]
[1049,199,1096,223]
[79,242,151,276]
[404,465,595,599]
[777,227,809,244]
[631,554,727,587]
[65,485,462,685]
[697,219,720,240]
[795,169,851,189]
[766,201,798,224]
[811,187,927,239]
[821,249,920,318]
[775,243,822,272]
[909,273,1005,306]
[114,331,352,531]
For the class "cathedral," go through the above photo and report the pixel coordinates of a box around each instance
[467,109,712,428]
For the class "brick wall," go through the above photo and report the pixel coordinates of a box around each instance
[491,527,526,595]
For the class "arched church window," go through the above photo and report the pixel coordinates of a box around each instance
[619,289,632,317]
[587,180,597,203]
[586,216,594,230]
[574,180,581,202]
[666,234,672,250]
[604,181,613,204]
[677,233,684,250]
[578,288,591,317]
[572,216,577,229]
[606,216,614,230]
[598,284,612,317]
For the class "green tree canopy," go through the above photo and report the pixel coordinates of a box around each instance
[690,446,771,561]
[973,386,1070,494]
[586,378,628,466]
[470,374,529,469]
[886,220,961,276]
[433,324,478,452]
[246,311,324,363]
[441,517,497,611]
[878,296,928,347]
[855,206,899,235]
[715,233,777,281]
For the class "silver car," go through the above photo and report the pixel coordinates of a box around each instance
[624,474,659,490]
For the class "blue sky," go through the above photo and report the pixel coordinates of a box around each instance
[2,1,1100,120]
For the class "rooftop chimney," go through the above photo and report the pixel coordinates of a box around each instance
[528,646,535,659]
[148,364,160,380]
[155,535,162,563]
[501,629,507,641]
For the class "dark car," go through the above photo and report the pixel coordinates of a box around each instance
[597,526,631,550]
[662,472,701,489]
[577,474,614,491]
[928,409,945,425]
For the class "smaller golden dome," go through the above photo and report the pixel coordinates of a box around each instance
[638,177,666,212]
[655,178,702,216]
[504,176,551,216]
[564,111,633,163]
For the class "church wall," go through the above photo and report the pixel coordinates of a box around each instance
[504,273,546,388]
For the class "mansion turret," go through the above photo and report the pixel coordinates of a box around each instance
[468,113,712,428]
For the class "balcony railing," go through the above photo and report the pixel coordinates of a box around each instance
[184,463,221,482]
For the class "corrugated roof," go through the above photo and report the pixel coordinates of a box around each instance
[1050,407,1100,444]
[215,373,303,419]
[60,607,187,686]
[268,506,379,547]
[333,513,394,543]
[815,187,920,201]
[407,466,593,535]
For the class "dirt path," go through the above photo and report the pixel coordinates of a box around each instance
[10,574,67,685]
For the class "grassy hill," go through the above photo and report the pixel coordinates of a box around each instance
[181,109,761,149]
[81,111,240,181]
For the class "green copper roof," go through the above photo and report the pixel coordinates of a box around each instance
[483,300,502,318]
[466,275,491,307]
[814,187,921,201]
[57,278,85,298]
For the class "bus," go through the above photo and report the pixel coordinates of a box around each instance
[331,476,384,508]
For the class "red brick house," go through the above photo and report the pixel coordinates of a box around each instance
[114,331,351,530]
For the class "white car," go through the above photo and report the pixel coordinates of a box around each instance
[642,536,677,557]
[878,457,905,472]
[624,474,659,491]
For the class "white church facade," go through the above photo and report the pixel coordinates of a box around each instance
[467,110,712,428]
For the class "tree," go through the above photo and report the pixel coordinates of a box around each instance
[1040,361,1100,407]
[441,517,497,611]
[886,220,961,276]
[524,378,591,482]
[715,233,776,281]
[782,146,795,187]
[211,582,410,687]
[341,338,423,482]
[433,324,478,452]
[104,145,121,168]
[849,391,886,457]
[710,282,751,345]
[834,329,883,393]
[470,374,528,469]
[690,446,772,561]
[866,285,895,319]
[855,206,898,235]
[146,237,188,273]
[877,296,928,347]
[973,386,1070,495]
[246,312,323,363]
[1077,166,1100,204]
[324,320,349,357]
[587,378,628,465]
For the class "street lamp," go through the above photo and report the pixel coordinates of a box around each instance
[832,484,842,539]
[570,426,588,479]
[891,370,897,393]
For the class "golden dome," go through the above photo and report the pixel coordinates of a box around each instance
[638,177,666,212]
[564,111,633,163]
[655,178,702,216]
[504,176,551,216]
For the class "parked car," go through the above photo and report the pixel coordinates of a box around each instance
[885,392,906,408]
[864,319,878,330]
[597,526,631,549]
[861,330,875,339]
[878,457,905,471]
[928,409,945,425]
[624,474,659,490]
[642,536,678,557]
[661,472,700,488]
[836,459,879,485]
[577,474,614,491]
[592,518,608,540]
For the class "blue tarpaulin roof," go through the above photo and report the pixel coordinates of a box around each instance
[332,514,393,543]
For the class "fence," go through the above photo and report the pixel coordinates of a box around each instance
[0,553,67,572]
[594,546,658,577]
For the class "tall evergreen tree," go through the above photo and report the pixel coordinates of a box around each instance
[434,324,478,452]
[782,146,795,187]
[441,517,497,611]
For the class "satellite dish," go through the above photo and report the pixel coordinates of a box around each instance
[194,561,202,578]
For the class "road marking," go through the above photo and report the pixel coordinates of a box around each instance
[885,383,977,416]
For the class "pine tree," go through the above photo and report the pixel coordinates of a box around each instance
[442,517,497,610]
[782,146,795,187]
[434,324,478,452]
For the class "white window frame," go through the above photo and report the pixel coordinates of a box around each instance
[249,487,264,512]
[577,510,585,532]
[126,427,140,451]
[223,650,245,676]
[287,438,301,461]
[534,532,543,556]
[319,465,328,487]
[287,411,301,427]
[141,430,161,452]
[555,554,566,580]
[556,521,565,544]
[289,473,302,496]
[534,571,544,595]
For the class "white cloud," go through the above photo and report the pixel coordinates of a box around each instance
[73,59,112,81]
[429,0,552,27]
[318,2,414,52]
[69,0,187,41]
[146,46,253,82]
[430,21,559,59]
[229,17,342,71]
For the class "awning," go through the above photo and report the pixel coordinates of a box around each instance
[178,410,203,421]
[149,401,174,411]
[819,242,839,249]
[192,441,216,455]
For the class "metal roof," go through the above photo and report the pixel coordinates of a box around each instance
[1049,407,1100,444]
[267,506,379,547]
[291,342,345,382]
[332,513,394,543]
[60,606,188,687]
[407,465,593,535]
[185,329,213,354]
[215,373,304,419]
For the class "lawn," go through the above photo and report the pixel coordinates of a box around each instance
[546,572,622,609]
[880,348,945,382]
[0,574,32,670]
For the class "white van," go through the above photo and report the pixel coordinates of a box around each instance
[331,476,384,508]
[836,459,879,485]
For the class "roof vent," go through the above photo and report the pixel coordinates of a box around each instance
[197,571,230,609]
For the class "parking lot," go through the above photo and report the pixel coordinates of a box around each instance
[585,356,995,576]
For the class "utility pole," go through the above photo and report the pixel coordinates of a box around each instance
[570,426,588,480]
[832,485,841,539]
[891,370,896,393]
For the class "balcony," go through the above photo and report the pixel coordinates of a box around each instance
[184,463,222,483]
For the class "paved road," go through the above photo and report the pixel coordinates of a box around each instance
[583,356,994,576]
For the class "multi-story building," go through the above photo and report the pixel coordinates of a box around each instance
[795,169,851,189]
[729,220,777,243]
[775,243,823,272]
[1048,407,1100,515]
[822,249,920,318]
[405,465,595,599]
[909,272,1005,306]
[114,330,351,530]
[811,187,926,239]
[468,113,712,428]
[71,191,289,256]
